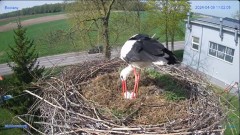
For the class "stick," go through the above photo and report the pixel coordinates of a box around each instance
[17,116,45,135]
[24,90,120,127]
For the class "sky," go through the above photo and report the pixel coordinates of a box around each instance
[0,0,239,18]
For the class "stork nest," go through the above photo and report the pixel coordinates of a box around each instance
[22,58,228,134]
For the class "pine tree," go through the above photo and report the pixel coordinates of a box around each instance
[7,20,44,85]
[6,20,44,114]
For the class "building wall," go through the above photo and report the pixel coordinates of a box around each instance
[183,24,239,86]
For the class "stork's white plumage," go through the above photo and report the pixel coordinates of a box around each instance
[120,34,178,99]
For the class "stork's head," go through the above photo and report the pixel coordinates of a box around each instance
[120,65,134,98]
[120,65,133,81]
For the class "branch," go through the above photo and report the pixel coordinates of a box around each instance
[17,116,45,135]
[106,0,116,18]
[24,90,120,127]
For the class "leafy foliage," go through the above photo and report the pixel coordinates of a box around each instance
[145,0,190,50]
[67,0,143,59]
[67,0,116,59]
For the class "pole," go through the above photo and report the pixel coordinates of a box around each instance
[4,124,28,129]
[238,31,240,135]
[236,25,240,135]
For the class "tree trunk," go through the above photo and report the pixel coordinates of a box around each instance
[137,1,141,32]
[103,19,111,60]
[171,34,174,51]
[165,0,169,49]
[102,0,115,60]
[165,22,168,49]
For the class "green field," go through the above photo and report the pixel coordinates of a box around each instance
[0,19,80,64]
[0,11,185,64]
[0,12,64,26]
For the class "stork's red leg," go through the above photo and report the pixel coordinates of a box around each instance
[135,72,140,98]
[122,81,125,96]
[133,68,140,98]
[122,80,127,96]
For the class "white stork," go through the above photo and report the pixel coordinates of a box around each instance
[120,34,178,99]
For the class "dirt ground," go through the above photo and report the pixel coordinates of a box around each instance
[0,14,67,32]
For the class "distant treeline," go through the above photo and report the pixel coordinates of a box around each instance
[0,3,66,19]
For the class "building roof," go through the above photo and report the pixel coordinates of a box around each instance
[193,17,240,30]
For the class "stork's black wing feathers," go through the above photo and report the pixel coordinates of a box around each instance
[125,34,178,64]
[139,39,165,56]
[124,40,165,62]
[129,34,166,56]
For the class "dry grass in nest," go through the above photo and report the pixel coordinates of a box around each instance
[82,72,189,126]
[21,58,227,135]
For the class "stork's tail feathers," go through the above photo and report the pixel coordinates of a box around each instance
[163,48,180,65]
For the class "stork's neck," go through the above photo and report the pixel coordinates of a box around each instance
[120,65,134,80]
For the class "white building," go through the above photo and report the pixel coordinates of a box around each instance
[183,15,240,89]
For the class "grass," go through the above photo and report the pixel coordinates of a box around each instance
[147,50,188,101]
[213,86,239,135]
[0,108,24,135]
[173,49,184,61]
[146,51,239,134]
[147,70,240,134]
[147,69,188,101]
[0,12,64,26]
[225,96,240,135]
[0,19,80,64]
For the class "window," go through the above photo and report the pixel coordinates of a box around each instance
[209,41,235,63]
[192,36,200,50]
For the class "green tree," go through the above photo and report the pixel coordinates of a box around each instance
[67,0,142,59]
[67,0,116,59]
[168,0,190,51]
[145,0,170,48]
[6,20,44,114]
[145,0,190,50]
[7,21,44,85]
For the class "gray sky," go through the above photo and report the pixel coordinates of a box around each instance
[0,0,239,18]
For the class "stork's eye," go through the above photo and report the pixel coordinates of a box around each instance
[120,76,123,79]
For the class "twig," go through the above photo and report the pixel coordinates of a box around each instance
[24,90,120,127]
[17,116,45,135]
